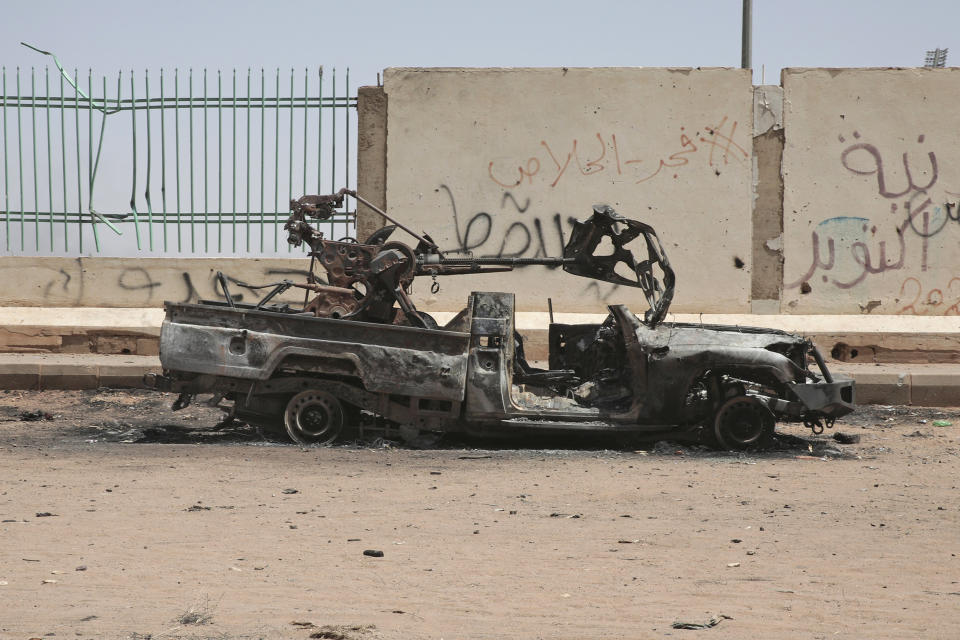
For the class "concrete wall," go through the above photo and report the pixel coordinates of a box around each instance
[782,68,960,315]
[6,67,960,317]
[382,67,755,313]
[0,257,308,307]
[751,85,784,313]
[356,85,388,242]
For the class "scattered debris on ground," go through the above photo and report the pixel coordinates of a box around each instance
[18,410,53,422]
[833,432,861,444]
[1,390,959,638]
[176,597,216,625]
[307,624,376,640]
[672,614,733,630]
[0,388,913,458]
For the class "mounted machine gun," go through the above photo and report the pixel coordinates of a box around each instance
[150,188,854,450]
[264,188,675,329]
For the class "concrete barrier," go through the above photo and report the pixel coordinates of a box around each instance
[3,66,960,330]
[361,66,960,317]
[781,67,960,315]
[381,67,755,314]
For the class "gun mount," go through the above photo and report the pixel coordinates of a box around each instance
[264,189,676,329]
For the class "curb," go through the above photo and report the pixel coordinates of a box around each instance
[0,355,160,390]
[0,354,959,407]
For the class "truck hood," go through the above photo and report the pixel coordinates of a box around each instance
[651,322,807,350]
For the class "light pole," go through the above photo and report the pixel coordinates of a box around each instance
[742,0,752,70]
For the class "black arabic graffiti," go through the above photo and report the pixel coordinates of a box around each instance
[440,184,571,261]
[439,184,621,300]
[180,273,199,303]
[117,267,162,293]
[34,263,303,305]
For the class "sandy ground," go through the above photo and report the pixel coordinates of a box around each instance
[0,390,959,640]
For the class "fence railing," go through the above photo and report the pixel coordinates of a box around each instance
[0,65,356,256]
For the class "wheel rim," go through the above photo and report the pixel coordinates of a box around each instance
[713,396,772,450]
[284,389,345,445]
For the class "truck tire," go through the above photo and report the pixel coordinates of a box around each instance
[712,395,773,450]
[283,389,356,445]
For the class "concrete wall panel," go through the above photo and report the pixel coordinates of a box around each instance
[751,85,784,311]
[782,68,960,315]
[357,85,388,241]
[383,67,754,313]
[0,257,308,307]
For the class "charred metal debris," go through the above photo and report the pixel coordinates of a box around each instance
[145,189,855,449]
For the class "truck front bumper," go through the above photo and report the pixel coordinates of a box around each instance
[786,375,856,419]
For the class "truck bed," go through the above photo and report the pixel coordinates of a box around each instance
[160,302,472,401]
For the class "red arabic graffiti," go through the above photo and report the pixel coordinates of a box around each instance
[487,117,748,189]
[897,276,960,315]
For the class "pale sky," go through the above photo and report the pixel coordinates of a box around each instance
[1,0,956,256]
[3,0,956,88]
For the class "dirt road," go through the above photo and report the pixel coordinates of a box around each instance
[1,390,959,639]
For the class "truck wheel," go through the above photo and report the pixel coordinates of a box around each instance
[284,389,348,445]
[713,396,773,450]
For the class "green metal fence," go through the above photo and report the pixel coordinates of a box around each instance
[0,65,356,255]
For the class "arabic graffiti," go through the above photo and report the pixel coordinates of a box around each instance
[487,117,748,189]
[441,184,572,259]
[786,215,908,290]
[787,131,960,301]
[22,262,310,306]
[897,276,960,316]
[840,133,938,198]
[438,184,620,300]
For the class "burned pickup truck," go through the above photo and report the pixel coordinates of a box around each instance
[146,189,854,449]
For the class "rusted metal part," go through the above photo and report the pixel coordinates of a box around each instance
[311,239,380,288]
[285,190,348,250]
[290,189,347,220]
[149,191,856,448]
[284,193,675,331]
[302,284,359,319]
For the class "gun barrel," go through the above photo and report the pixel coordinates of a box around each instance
[419,255,572,268]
